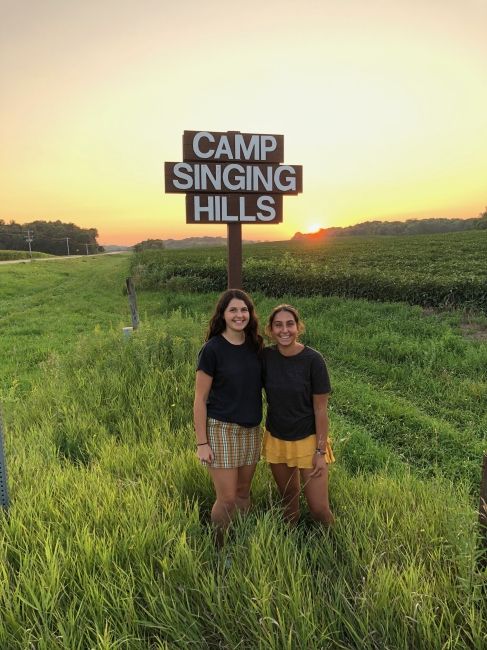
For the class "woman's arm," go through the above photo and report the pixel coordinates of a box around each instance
[310,393,329,478]
[194,370,214,463]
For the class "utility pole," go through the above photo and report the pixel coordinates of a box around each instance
[25,229,33,259]
[66,237,70,256]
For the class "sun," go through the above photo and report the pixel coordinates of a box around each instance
[305,223,323,234]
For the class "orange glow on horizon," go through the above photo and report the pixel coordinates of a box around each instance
[1,1,486,246]
[304,223,324,234]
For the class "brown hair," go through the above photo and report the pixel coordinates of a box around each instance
[206,289,263,352]
[265,304,306,338]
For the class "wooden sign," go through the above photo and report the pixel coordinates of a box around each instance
[186,194,283,224]
[165,130,301,225]
[165,162,302,195]
[183,131,284,163]
[164,129,302,287]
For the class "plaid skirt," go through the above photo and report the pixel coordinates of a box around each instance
[263,430,335,469]
[207,418,262,469]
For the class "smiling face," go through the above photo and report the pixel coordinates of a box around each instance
[223,298,250,333]
[270,309,299,349]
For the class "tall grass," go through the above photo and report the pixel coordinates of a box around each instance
[0,255,486,648]
[0,254,133,395]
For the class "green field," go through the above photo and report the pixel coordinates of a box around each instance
[0,253,486,648]
[131,230,487,311]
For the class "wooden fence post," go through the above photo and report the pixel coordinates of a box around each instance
[126,277,140,330]
[479,453,487,569]
[0,406,9,510]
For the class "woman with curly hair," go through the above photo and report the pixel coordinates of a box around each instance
[262,304,334,526]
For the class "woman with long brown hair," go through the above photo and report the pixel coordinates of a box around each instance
[194,289,263,542]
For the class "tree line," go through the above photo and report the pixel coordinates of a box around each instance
[0,220,103,255]
[132,238,165,253]
[293,209,487,240]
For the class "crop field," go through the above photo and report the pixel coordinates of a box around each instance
[131,230,487,311]
[0,253,486,648]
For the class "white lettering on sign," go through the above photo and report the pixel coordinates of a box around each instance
[166,130,301,229]
[192,195,277,222]
[222,164,244,191]
[215,137,233,159]
[256,196,277,221]
[172,162,192,190]
[192,132,214,158]
[260,136,277,159]
[253,167,272,192]
[172,163,297,193]
[236,135,260,160]
[274,166,296,192]
[192,132,277,161]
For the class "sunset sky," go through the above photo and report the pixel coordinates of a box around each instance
[1,0,486,245]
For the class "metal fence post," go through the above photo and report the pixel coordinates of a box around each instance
[0,406,9,509]
[478,453,487,569]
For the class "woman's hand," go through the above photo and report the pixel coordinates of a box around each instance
[309,452,326,478]
[197,442,214,466]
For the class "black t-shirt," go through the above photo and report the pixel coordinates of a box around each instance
[263,345,331,441]
[197,335,262,427]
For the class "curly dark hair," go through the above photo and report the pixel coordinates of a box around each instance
[206,289,263,353]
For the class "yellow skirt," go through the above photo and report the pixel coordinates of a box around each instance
[263,430,335,469]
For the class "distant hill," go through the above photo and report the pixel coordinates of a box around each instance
[163,237,227,249]
[164,236,261,249]
[130,237,257,253]
[292,215,486,241]
[103,245,133,252]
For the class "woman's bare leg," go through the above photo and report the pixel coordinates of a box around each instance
[208,467,239,544]
[300,464,334,525]
[235,463,258,513]
[270,463,301,525]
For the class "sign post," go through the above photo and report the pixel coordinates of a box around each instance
[227,223,242,289]
[165,130,302,288]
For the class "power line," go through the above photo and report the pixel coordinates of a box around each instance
[25,229,33,259]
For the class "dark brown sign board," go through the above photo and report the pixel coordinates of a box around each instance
[186,194,283,224]
[164,130,302,288]
[183,130,284,163]
[165,162,302,195]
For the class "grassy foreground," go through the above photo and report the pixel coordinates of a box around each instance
[0,255,486,648]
